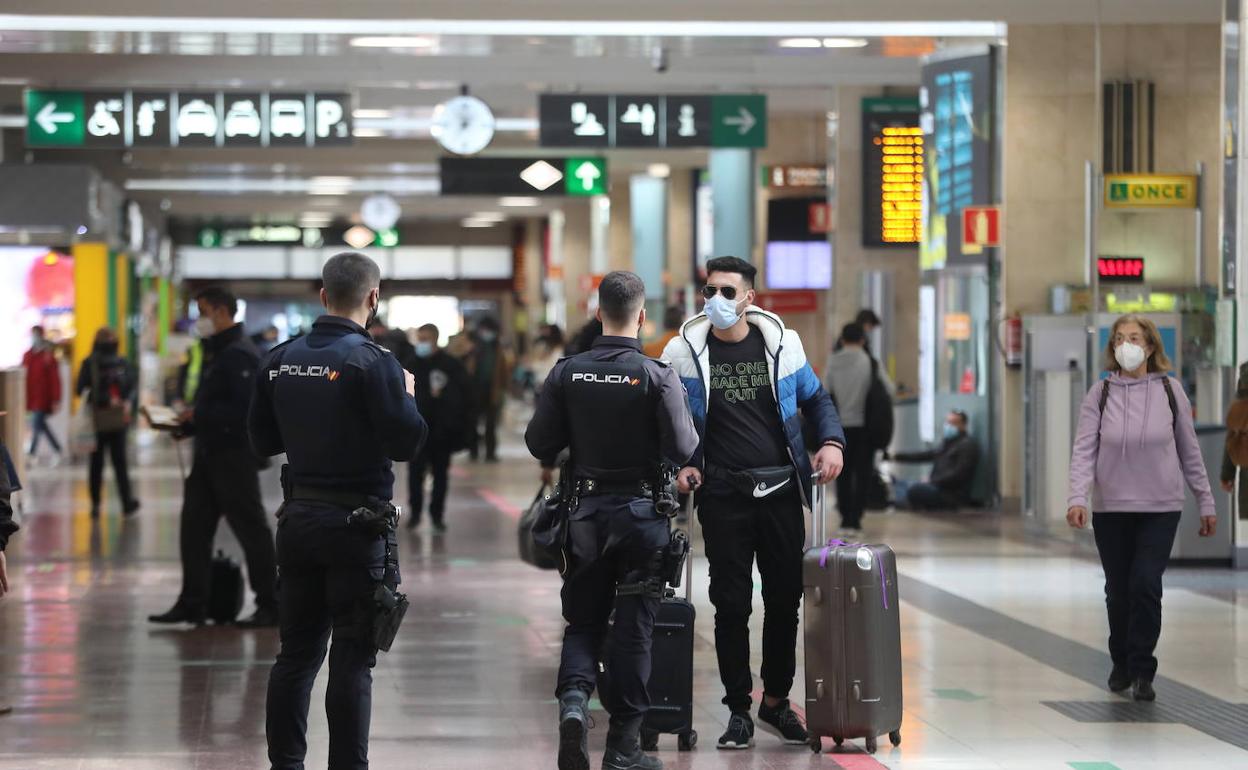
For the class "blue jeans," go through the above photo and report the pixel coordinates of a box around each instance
[29,411,61,454]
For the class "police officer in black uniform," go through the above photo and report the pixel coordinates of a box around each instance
[526,271,699,770]
[248,251,427,770]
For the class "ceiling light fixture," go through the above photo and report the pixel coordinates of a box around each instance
[499,196,539,207]
[778,38,822,49]
[350,35,437,48]
[352,109,392,119]
[647,164,671,179]
[0,16,1006,37]
[822,37,869,48]
[461,218,497,228]
[352,128,386,138]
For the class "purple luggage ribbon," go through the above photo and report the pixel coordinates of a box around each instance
[817,538,890,610]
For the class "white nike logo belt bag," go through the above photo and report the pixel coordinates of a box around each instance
[708,465,794,499]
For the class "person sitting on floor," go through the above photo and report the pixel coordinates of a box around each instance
[887,409,979,510]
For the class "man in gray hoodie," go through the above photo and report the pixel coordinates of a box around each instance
[824,323,876,535]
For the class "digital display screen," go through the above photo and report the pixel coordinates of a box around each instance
[1098,256,1145,282]
[765,241,832,290]
[862,99,922,248]
[919,49,998,269]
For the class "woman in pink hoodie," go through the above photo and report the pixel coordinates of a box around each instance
[1066,314,1216,703]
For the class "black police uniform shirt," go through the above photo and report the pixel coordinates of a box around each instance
[524,336,699,480]
[704,325,790,471]
[248,315,427,501]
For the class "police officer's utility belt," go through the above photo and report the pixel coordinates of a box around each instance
[574,478,654,499]
[288,484,376,509]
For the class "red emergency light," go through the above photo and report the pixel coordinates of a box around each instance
[1097,257,1145,282]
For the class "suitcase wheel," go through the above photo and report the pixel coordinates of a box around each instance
[678,730,697,751]
[832,736,844,748]
[810,736,822,753]
[641,729,659,752]
[865,736,878,754]
[889,730,902,747]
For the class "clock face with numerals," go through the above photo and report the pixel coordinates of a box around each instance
[432,95,496,155]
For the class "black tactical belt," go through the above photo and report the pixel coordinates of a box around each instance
[576,479,653,498]
[289,484,379,509]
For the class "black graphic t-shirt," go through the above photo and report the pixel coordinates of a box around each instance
[704,325,789,471]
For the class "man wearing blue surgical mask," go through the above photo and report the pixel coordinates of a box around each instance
[888,409,980,510]
[663,256,845,750]
[407,324,470,533]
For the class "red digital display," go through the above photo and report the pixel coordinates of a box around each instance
[1098,257,1145,282]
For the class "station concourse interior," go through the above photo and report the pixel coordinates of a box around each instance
[2,1,1248,768]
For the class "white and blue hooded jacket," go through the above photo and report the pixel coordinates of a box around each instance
[661,306,845,505]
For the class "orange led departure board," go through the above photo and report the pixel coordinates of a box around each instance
[862,99,922,247]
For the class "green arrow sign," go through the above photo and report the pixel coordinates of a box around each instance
[565,157,607,196]
[712,94,766,148]
[26,90,85,147]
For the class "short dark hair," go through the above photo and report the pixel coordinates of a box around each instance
[663,305,684,330]
[598,270,646,326]
[840,323,865,344]
[31,325,45,336]
[322,251,381,311]
[949,409,969,428]
[477,317,500,333]
[195,286,238,318]
[417,323,439,338]
[705,256,757,287]
[855,309,881,327]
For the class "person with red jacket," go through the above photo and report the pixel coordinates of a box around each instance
[21,326,62,459]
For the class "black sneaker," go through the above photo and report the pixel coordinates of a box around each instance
[758,699,809,745]
[1132,678,1156,702]
[558,691,590,770]
[716,712,754,750]
[601,747,662,770]
[122,499,141,518]
[1108,665,1131,693]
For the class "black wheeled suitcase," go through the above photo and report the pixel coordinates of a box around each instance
[600,493,699,753]
[208,549,245,625]
[803,477,903,755]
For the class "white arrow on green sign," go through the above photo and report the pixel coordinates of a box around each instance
[711,94,766,148]
[565,158,607,196]
[25,90,86,147]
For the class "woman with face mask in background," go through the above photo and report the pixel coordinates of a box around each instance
[1066,314,1216,703]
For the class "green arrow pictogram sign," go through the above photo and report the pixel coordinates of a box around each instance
[565,157,607,196]
[711,94,766,148]
[26,90,85,147]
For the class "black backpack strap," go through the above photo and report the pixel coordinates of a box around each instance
[1160,375,1178,430]
[1097,379,1110,414]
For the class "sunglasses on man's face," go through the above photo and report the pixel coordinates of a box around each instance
[702,285,739,301]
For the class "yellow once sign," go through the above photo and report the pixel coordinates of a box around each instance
[1103,174,1198,209]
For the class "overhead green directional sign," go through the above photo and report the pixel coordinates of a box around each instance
[711,94,767,148]
[565,158,607,196]
[26,90,85,147]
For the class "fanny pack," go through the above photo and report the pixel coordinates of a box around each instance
[708,464,794,500]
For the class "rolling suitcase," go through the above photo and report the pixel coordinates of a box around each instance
[600,493,699,752]
[803,477,903,754]
[208,549,246,625]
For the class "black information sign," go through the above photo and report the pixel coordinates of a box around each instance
[664,95,712,148]
[614,94,662,148]
[222,92,264,147]
[539,94,611,148]
[83,91,127,148]
[175,91,221,148]
[131,91,171,147]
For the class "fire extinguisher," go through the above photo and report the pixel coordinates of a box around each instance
[1002,313,1023,368]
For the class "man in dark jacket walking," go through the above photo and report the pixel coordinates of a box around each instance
[150,287,278,628]
[407,323,470,532]
[889,409,979,510]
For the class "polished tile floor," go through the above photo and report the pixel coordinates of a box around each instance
[2,426,1248,769]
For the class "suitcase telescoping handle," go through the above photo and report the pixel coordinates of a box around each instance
[811,472,826,548]
[683,487,696,602]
